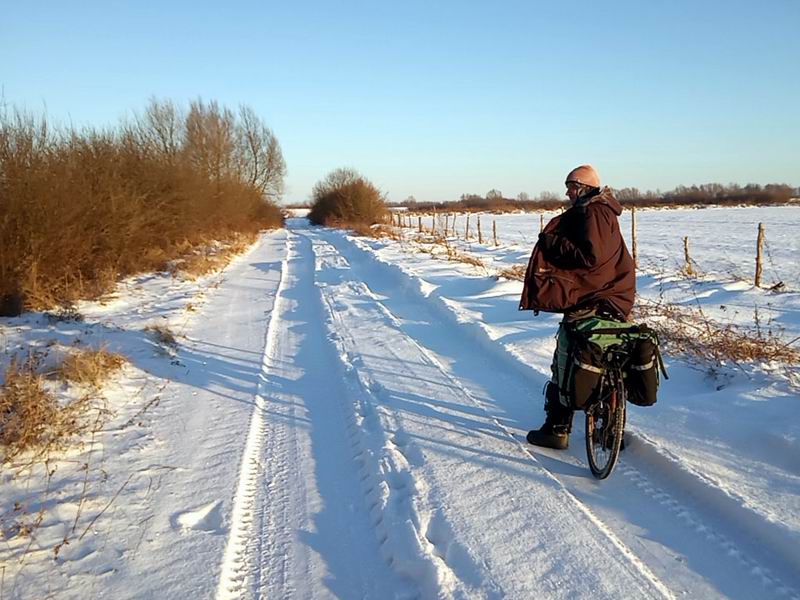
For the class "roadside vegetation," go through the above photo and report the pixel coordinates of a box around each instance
[308,167,387,226]
[0,347,125,465]
[0,98,286,315]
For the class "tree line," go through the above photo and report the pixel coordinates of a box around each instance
[400,183,798,212]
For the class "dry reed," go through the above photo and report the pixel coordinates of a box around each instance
[58,348,127,389]
[0,355,89,463]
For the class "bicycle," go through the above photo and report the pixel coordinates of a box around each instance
[581,333,635,480]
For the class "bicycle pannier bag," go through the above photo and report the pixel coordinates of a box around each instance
[625,335,659,406]
[565,317,632,410]
[570,337,604,409]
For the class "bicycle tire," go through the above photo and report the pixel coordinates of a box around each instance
[585,370,626,479]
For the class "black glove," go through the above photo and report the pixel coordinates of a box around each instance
[538,232,557,252]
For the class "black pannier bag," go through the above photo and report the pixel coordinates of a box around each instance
[625,330,664,407]
[570,336,605,410]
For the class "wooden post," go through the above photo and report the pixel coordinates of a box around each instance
[493,220,498,246]
[477,215,483,244]
[683,236,693,275]
[444,213,449,236]
[432,209,436,234]
[755,222,765,287]
[631,206,638,269]
[465,214,470,240]
[540,214,544,233]
[418,215,422,233]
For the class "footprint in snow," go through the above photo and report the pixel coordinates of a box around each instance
[171,500,225,534]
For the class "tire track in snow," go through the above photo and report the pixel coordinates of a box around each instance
[215,231,291,600]
[218,228,407,599]
[321,227,800,600]
[308,232,469,599]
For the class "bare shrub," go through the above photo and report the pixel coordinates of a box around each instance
[0,356,88,463]
[58,348,127,389]
[0,99,285,313]
[308,168,387,226]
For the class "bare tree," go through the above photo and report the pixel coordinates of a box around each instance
[536,191,561,202]
[184,99,237,182]
[236,105,286,201]
[134,98,183,163]
[486,189,503,200]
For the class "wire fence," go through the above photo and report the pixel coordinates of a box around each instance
[392,206,800,288]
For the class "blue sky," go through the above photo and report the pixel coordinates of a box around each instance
[2,1,798,203]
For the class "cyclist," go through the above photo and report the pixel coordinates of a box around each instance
[519,165,635,449]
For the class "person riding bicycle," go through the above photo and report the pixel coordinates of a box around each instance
[519,165,635,450]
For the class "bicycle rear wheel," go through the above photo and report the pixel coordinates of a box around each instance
[585,372,626,479]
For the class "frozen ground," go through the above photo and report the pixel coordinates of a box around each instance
[1,207,799,599]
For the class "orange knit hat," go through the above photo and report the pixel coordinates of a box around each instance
[565,164,600,188]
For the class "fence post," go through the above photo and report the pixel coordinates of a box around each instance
[444,213,449,236]
[683,236,693,275]
[465,214,470,240]
[432,209,436,234]
[755,222,765,287]
[477,215,483,244]
[631,206,638,269]
[493,220,498,246]
[418,215,422,233]
[540,213,544,233]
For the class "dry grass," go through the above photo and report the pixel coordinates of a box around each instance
[345,222,403,241]
[0,355,89,463]
[407,234,487,270]
[146,325,178,348]
[445,247,485,268]
[634,299,800,366]
[171,231,259,279]
[58,348,127,388]
[497,264,526,281]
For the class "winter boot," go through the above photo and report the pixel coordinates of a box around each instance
[527,383,573,450]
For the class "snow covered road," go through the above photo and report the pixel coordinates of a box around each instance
[212,219,799,599]
[4,218,799,599]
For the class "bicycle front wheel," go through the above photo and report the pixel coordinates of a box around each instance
[585,374,626,479]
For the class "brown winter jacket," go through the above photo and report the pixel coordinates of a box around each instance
[518,187,635,318]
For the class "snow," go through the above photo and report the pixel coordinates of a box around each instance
[1,207,799,599]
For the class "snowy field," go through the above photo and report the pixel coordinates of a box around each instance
[1,207,799,599]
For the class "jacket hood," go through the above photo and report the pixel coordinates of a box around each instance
[585,186,622,215]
